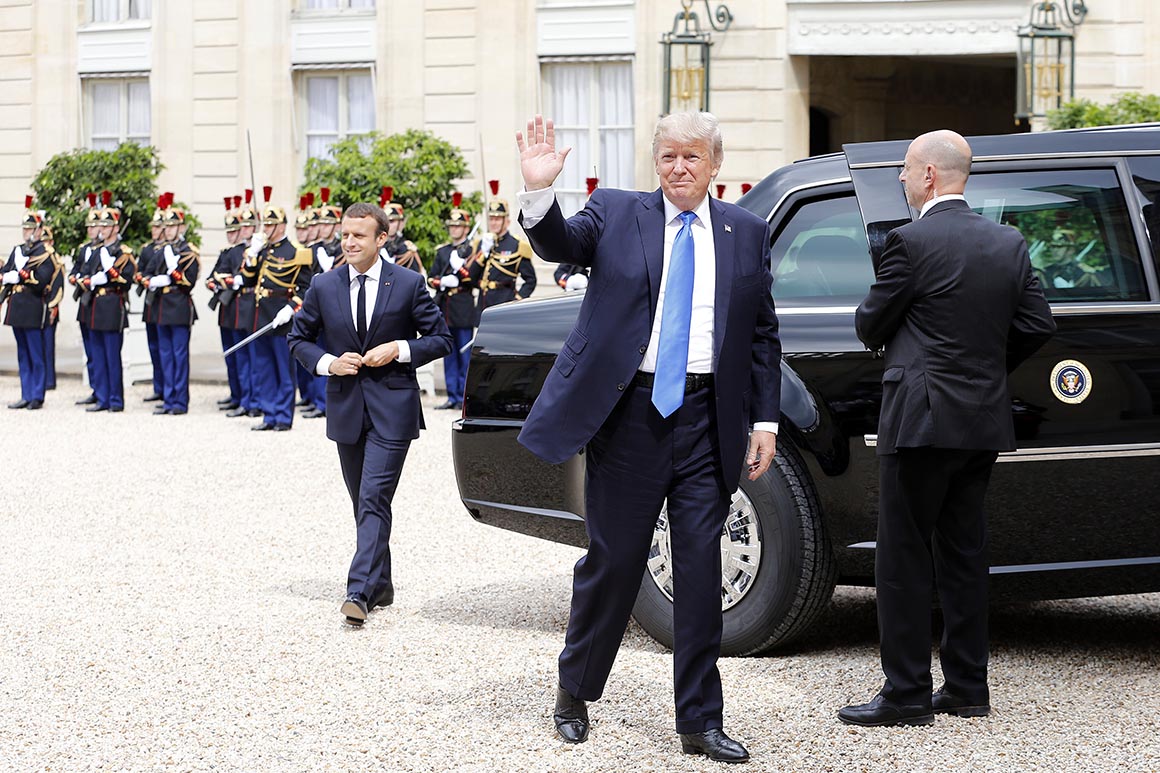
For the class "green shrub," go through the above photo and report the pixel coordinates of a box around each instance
[1047,92,1160,130]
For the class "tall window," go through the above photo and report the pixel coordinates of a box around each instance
[87,79,150,150]
[301,0,375,9]
[91,0,150,22]
[542,60,634,216]
[303,71,375,160]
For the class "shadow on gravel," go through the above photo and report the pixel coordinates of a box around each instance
[271,576,346,603]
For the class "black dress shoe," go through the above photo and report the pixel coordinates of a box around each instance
[303,408,326,419]
[226,406,248,418]
[369,584,394,609]
[341,594,369,626]
[933,687,990,718]
[553,686,589,743]
[110,406,123,412]
[838,694,934,727]
[216,396,236,406]
[295,397,312,407]
[170,408,188,415]
[435,399,457,410]
[85,404,108,413]
[153,406,170,415]
[76,394,97,405]
[143,393,163,402]
[7,400,29,410]
[247,408,263,417]
[251,422,274,431]
[27,400,43,410]
[273,423,292,431]
[679,729,750,763]
[218,401,240,411]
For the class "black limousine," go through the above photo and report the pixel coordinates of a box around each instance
[452,125,1160,655]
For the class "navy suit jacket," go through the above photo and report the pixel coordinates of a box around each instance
[288,260,452,445]
[517,187,781,483]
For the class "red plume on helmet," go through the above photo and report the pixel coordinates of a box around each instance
[86,192,97,207]
[306,192,315,207]
[452,192,463,208]
[24,194,33,208]
[586,177,599,195]
[382,186,393,203]
[488,179,499,196]
[298,195,307,211]
[101,190,112,206]
[233,195,242,208]
[741,183,753,195]
[320,187,330,204]
[223,196,232,210]
[245,189,253,204]
[715,184,725,199]
[262,185,272,203]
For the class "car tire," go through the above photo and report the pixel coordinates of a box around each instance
[630,441,837,656]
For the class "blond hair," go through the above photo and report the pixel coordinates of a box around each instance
[652,112,724,167]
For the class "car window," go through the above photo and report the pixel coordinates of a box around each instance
[770,194,873,307]
[1127,157,1160,274]
[966,169,1148,303]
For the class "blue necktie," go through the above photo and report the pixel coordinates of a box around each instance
[652,211,697,418]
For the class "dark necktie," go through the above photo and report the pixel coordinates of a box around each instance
[356,274,368,343]
[652,211,697,418]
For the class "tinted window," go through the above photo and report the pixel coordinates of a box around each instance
[966,169,1148,303]
[770,195,873,307]
[1128,156,1160,274]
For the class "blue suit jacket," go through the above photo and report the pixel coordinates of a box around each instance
[517,188,781,482]
[288,260,452,444]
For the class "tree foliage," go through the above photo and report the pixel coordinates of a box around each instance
[30,143,201,255]
[300,129,483,266]
[1047,92,1160,130]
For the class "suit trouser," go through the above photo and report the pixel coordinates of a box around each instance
[13,327,47,402]
[79,322,97,394]
[145,322,164,395]
[89,329,124,410]
[443,326,473,405]
[158,324,191,412]
[336,419,410,601]
[253,333,294,427]
[876,448,997,706]
[42,319,56,389]
[560,381,730,734]
[220,326,242,403]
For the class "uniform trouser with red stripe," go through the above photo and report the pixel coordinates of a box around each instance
[253,333,294,427]
[89,329,124,410]
[159,324,191,412]
[13,327,47,402]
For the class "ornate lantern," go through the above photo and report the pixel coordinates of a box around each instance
[1016,1,1089,125]
[661,0,733,115]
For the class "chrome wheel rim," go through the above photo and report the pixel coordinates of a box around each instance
[645,488,763,612]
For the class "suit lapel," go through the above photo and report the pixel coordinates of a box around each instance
[366,259,396,343]
[335,264,358,345]
[710,197,735,362]
[636,188,666,322]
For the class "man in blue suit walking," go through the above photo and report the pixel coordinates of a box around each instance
[515,113,781,763]
[288,203,452,627]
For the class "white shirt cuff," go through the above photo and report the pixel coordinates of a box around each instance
[396,340,411,363]
[517,186,556,229]
[752,421,779,435]
[316,353,337,376]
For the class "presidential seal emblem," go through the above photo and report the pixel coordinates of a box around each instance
[1050,359,1092,404]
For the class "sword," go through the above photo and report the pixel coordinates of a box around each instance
[458,335,475,354]
[224,318,279,357]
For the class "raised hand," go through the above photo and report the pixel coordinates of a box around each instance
[516,114,571,192]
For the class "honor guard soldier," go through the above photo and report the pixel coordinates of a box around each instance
[379,187,426,276]
[78,192,136,412]
[226,190,264,418]
[2,197,58,409]
[240,187,313,431]
[136,194,169,402]
[316,187,343,259]
[70,193,103,405]
[427,193,477,410]
[302,189,344,420]
[142,201,200,415]
[39,224,66,390]
[207,196,246,411]
[471,180,536,322]
[293,194,319,413]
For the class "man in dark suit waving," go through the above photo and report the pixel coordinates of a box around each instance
[840,131,1055,727]
[515,113,781,762]
[288,203,452,627]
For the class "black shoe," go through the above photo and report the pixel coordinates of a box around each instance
[435,399,457,410]
[251,422,274,431]
[153,406,170,415]
[296,397,312,407]
[170,408,188,415]
[218,401,240,411]
[933,687,990,718]
[247,409,263,417]
[226,406,248,418]
[216,396,236,406]
[303,408,325,419]
[143,393,163,402]
[27,400,43,410]
[838,694,934,727]
[679,729,750,763]
[553,686,589,743]
[370,583,394,609]
[341,594,369,626]
[273,423,292,432]
[7,400,29,410]
[75,394,97,405]
[110,406,123,412]
[85,404,108,413]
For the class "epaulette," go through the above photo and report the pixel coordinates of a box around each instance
[436,241,451,250]
[404,240,418,252]
[515,238,534,259]
[120,244,135,257]
[294,246,314,267]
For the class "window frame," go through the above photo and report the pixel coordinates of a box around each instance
[298,69,376,162]
[295,0,376,13]
[84,76,151,151]
[89,0,150,23]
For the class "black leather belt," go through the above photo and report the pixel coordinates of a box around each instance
[632,370,713,393]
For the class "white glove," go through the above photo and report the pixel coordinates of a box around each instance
[380,246,395,264]
[89,271,108,287]
[479,233,494,255]
[316,245,334,272]
[246,232,268,258]
[13,247,27,272]
[231,274,244,290]
[163,244,178,272]
[149,275,172,289]
[99,246,114,271]
[1,270,18,285]
[440,274,459,289]
[272,304,294,327]
[449,255,465,271]
[565,273,589,292]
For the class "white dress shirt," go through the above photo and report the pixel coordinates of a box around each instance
[314,258,411,376]
[519,186,778,435]
[919,193,967,218]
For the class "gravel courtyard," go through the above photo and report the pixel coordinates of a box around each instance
[1,375,1158,772]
